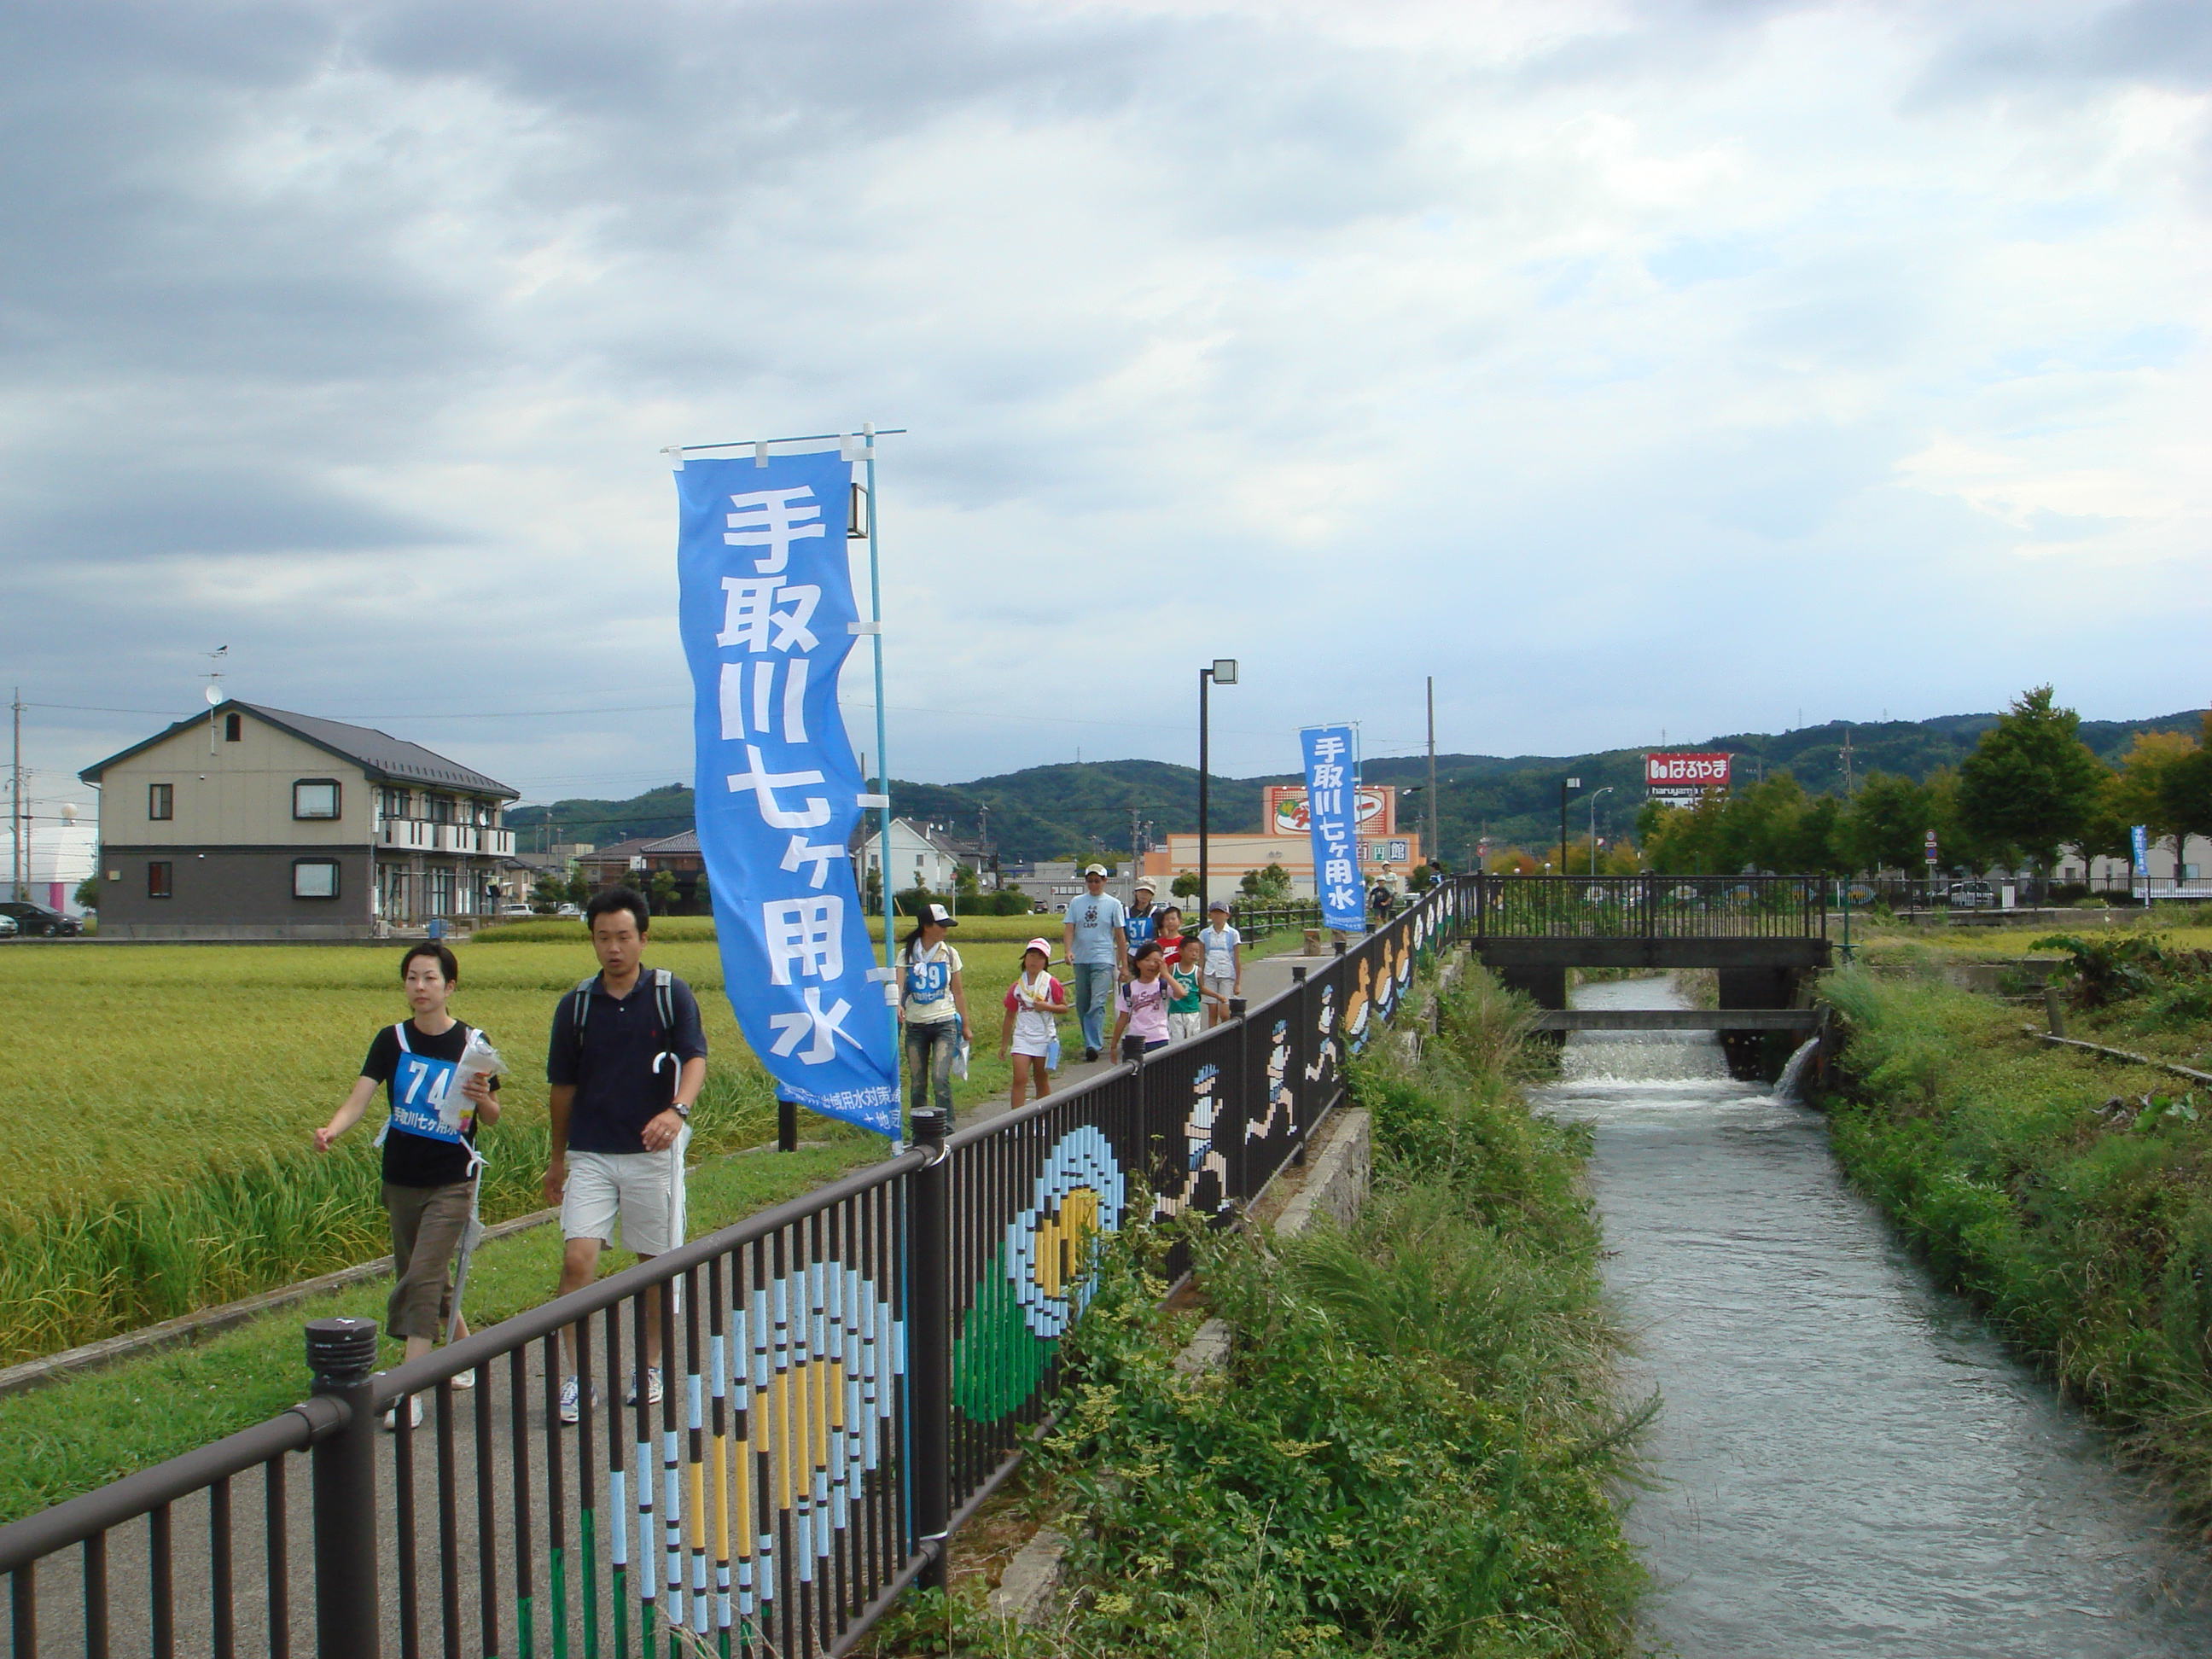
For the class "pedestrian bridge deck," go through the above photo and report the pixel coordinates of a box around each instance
[1531,1008,1822,1033]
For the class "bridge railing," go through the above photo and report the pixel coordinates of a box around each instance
[0,882,1469,1659]
[1472,874,1825,940]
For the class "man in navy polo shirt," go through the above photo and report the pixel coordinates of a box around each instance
[544,886,707,1423]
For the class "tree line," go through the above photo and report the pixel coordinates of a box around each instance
[1627,687,2212,877]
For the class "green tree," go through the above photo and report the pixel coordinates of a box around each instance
[533,876,567,909]
[644,869,681,916]
[1238,863,1293,901]
[1841,771,1932,871]
[73,875,101,910]
[1955,686,2111,869]
[2156,713,2212,855]
[565,871,594,906]
[1170,871,1202,900]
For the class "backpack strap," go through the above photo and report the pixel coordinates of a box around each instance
[653,969,674,1035]
[393,1021,412,1055]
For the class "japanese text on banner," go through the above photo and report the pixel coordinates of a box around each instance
[676,452,899,1137]
[1301,724,1366,932]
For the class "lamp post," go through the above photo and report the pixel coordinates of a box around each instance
[1559,777,1580,878]
[1587,786,1613,874]
[1197,660,1237,911]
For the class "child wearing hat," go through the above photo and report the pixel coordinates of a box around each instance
[1124,876,1161,957]
[998,937,1069,1109]
[898,901,969,1126]
[1199,900,1242,1027]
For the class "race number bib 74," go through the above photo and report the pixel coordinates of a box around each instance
[390,1051,466,1144]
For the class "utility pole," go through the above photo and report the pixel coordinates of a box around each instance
[977,802,992,888]
[1840,727,1856,796]
[1425,677,1438,874]
[10,687,22,902]
[1560,776,1579,878]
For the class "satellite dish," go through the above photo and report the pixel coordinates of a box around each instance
[205,684,223,706]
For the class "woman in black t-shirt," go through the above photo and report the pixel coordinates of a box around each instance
[314,942,500,1426]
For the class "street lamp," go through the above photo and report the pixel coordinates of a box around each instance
[1587,786,1613,875]
[1198,660,1237,910]
[1559,777,1580,877]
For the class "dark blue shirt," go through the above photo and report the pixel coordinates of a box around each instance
[547,970,708,1154]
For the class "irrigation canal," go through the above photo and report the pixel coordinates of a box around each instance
[1536,977,2212,1656]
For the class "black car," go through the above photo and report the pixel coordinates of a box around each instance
[0,901,81,936]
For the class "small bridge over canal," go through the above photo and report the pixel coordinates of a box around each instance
[1465,874,1830,1034]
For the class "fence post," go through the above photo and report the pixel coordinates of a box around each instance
[306,1316,381,1659]
[777,1096,799,1153]
[908,1109,952,1592]
[1227,996,1249,1201]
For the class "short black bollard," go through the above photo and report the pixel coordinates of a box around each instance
[777,1095,799,1153]
[908,1109,952,1591]
[306,1316,382,1659]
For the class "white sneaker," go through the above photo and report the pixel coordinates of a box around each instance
[556,1374,598,1426]
[625,1367,663,1407]
[448,1365,475,1391]
[382,1394,424,1432]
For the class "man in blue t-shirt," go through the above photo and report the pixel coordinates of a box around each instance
[1060,864,1127,1060]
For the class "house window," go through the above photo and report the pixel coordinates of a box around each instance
[224,713,242,742]
[148,783,173,820]
[294,859,341,899]
[428,866,456,916]
[148,860,172,899]
[293,780,341,820]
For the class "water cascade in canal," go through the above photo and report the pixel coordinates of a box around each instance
[1538,976,2212,1658]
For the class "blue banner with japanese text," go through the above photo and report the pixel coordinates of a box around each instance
[677,451,899,1138]
[1301,724,1365,932]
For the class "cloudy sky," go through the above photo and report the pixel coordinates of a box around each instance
[4,0,2208,830]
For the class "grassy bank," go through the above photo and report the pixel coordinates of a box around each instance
[1023,969,1645,1656]
[1823,968,2212,1516]
[0,933,1064,1361]
[0,1135,880,1523]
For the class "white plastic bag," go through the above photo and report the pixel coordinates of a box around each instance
[441,1029,509,1132]
[951,1035,971,1080]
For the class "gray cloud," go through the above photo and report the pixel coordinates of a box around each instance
[3,0,2207,813]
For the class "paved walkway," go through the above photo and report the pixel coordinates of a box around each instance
[961,945,1334,1129]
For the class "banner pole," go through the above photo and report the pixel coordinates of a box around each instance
[863,425,903,1147]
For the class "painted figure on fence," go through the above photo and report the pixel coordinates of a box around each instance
[1157,1062,1231,1220]
[1304,982,1338,1086]
[1343,957,1374,1053]
[1247,1016,1296,1146]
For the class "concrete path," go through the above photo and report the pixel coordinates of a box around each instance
[960,945,1336,1129]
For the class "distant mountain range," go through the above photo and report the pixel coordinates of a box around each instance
[506,708,2209,866]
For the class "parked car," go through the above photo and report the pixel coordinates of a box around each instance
[1945,881,1999,910]
[0,901,79,936]
[555,902,583,917]
[0,912,16,938]
[496,902,534,918]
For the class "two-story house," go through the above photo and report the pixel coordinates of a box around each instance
[80,700,518,940]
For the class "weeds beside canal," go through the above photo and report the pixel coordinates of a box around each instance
[1824,966,2212,1520]
[947,970,1647,1657]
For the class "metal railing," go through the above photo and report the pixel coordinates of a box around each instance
[0,881,1474,1658]
[1471,873,1825,940]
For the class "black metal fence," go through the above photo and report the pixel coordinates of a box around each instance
[1470,873,1825,940]
[0,882,1473,1658]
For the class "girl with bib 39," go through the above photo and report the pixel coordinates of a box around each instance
[313,942,500,1427]
[898,902,971,1128]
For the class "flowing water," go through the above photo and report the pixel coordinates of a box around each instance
[1536,977,2212,1657]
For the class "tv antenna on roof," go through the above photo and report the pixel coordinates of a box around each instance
[202,645,229,753]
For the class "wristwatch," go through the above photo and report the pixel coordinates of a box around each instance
[670,1102,692,1120]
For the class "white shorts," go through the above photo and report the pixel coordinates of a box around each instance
[562,1135,689,1257]
[1168,1010,1204,1043]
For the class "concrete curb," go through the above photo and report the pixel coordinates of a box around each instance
[0,1138,838,1400]
[0,1208,560,1400]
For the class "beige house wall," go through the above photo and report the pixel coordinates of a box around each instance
[102,719,371,847]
